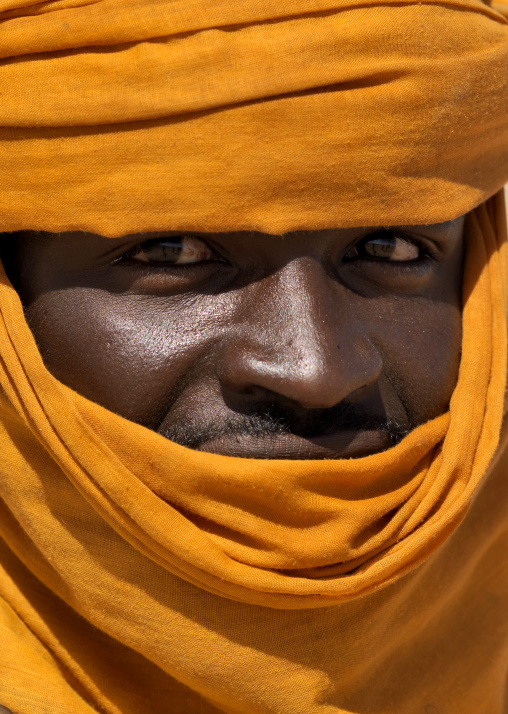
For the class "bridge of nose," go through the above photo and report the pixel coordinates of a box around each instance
[217,257,383,409]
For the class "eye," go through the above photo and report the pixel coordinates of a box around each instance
[128,235,220,266]
[346,231,422,262]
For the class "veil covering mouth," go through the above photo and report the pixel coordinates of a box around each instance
[0,0,508,712]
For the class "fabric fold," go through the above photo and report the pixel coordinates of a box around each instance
[1,0,508,710]
[0,0,507,235]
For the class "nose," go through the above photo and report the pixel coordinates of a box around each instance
[217,258,382,409]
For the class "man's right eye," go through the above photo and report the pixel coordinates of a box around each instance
[127,235,221,266]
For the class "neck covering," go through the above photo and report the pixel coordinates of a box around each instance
[1,1,508,712]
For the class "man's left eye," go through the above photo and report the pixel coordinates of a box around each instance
[130,235,218,266]
[346,232,421,262]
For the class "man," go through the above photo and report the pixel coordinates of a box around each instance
[0,221,465,460]
[0,0,507,712]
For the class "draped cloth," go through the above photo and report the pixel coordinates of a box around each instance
[0,0,508,712]
[0,0,507,236]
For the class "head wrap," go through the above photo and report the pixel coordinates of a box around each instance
[0,0,507,236]
[1,1,508,712]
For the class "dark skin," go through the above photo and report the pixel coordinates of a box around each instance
[0,219,465,460]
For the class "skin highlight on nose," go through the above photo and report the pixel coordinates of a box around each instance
[216,257,384,412]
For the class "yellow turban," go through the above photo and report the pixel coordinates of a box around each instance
[1,0,508,712]
[0,0,507,236]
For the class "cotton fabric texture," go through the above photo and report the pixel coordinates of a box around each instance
[0,0,508,712]
[0,0,507,236]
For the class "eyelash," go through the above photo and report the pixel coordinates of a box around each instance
[347,232,437,264]
[113,232,437,270]
[113,241,224,269]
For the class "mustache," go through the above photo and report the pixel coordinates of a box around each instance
[161,400,410,450]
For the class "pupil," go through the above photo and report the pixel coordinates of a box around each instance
[365,235,395,258]
[143,240,183,263]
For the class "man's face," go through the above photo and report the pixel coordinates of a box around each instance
[1,220,465,459]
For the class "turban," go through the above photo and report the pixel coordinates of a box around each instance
[1,0,508,712]
[0,0,507,236]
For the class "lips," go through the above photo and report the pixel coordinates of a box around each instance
[195,429,394,460]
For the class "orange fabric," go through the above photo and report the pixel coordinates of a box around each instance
[0,1,508,712]
[0,0,507,236]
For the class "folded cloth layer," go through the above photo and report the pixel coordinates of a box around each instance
[0,0,508,711]
[0,0,507,235]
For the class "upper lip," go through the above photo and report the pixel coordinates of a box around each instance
[195,428,394,460]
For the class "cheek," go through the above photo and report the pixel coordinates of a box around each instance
[23,288,234,428]
[370,297,462,424]
[23,285,463,432]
